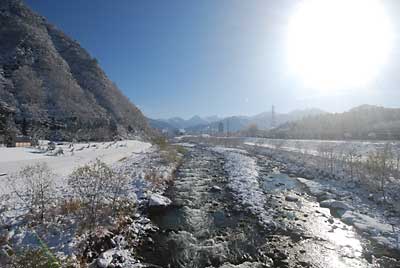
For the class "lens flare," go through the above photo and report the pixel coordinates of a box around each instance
[287,0,394,90]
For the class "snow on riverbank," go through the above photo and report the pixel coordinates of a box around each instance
[296,176,400,250]
[213,147,275,228]
[0,140,179,266]
[245,138,400,159]
[229,138,400,252]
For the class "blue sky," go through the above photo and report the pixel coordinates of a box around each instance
[25,0,400,119]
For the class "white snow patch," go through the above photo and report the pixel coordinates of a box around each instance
[213,147,274,228]
[341,211,393,235]
[173,142,196,147]
[296,177,333,198]
[96,248,139,268]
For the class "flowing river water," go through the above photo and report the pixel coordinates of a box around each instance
[140,145,400,268]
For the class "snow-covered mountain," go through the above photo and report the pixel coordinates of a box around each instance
[0,0,152,141]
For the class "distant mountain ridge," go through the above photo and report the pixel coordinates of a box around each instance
[185,108,326,134]
[150,108,325,134]
[155,115,221,130]
[0,0,152,141]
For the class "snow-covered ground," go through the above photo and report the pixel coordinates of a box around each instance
[294,176,400,251]
[245,137,400,158]
[0,139,180,266]
[0,140,151,195]
[242,142,400,252]
[212,147,275,229]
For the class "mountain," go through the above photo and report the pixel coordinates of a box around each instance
[188,116,250,133]
[184,108,326,134]
[269,105,400,140]
[0,0,152,141]
[152,109,326,134]
[147,117,178,135]
[249,108,327,129]
[286,108,327,121]
[154,115,220,130]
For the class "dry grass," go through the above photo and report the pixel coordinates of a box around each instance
[59,199,82,215]
[144,170,166,189]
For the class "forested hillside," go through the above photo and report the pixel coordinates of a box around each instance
[270,105,400,140]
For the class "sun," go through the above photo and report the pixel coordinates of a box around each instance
[287,0,394,90]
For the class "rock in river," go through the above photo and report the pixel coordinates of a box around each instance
[149,194,172,208]
[320,199,353,211]
[211,185,222,192]
[285,195,299,202]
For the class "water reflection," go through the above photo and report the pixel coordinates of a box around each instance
[261,171,368,267]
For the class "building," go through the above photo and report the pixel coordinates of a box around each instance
[14,135,32,147]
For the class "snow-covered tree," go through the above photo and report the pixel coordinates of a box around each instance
[13,163,55,221]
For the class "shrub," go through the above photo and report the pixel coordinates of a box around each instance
[152,136,168,150]
[68,160,129,228]
[12,163,55,221]
[59,199,81,215]
[7,248,60,268]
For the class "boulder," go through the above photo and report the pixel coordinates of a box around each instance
[210,186,222,192]
[341,211,393,236]
[285,195,299,202]
[320,199,353,211]
[148,194,172,208]
[96,251,113,268]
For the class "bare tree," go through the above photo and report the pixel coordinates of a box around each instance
[13,163,55,221]
[316,143,329,170]
[394,149,400,181]
[344,145,361,182]
[326,144,337,175]
[366,143,393,201]
[109,170,130,215]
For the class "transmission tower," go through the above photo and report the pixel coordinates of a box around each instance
[271,105,276,128]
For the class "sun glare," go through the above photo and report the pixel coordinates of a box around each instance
[287,0,394,90]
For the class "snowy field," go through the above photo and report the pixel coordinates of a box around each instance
[245,137,400,158]
[0,140,151,195]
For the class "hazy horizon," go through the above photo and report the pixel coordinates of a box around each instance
[154,103,400,121]
[25,0,400,119]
